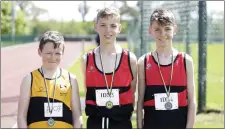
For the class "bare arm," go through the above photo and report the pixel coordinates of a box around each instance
[185,54,197,128]
[129,52,138,106]
[136,55,146,129]
[70,73,83,128]
[17,74,31,128]
[81,54,87,93]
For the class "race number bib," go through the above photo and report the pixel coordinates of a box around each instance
[154,93,178,110]
[44,102,63,117]
[95,89,119,106]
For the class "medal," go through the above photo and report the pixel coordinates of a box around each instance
[156,51,174,109]
[165,101,172,110]
[99,48,118,109]
[106,101,113,109]
[41,67,58,126]
[48,118,55,127]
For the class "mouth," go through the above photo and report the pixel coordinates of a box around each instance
[158,38,168,41]
[104,35,112,39]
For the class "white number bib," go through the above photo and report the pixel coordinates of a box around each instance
[95,89,119,106]
[44,102,63,117]
[154,93,178,110]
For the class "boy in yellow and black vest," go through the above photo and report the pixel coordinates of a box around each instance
[17,31,82,128]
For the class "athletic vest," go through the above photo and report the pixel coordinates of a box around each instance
[85,48,133,121]
[143,52,188,128]
[27,68,73,128]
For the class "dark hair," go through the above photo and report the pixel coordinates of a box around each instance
[150,8,175,26]
[95,34,100,46]
[39,31,65,52]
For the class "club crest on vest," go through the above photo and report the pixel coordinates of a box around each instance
[146,63,151,69]
[88,65,95,72]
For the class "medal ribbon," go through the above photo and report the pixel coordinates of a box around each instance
[155,51,174,97]
[99,47,117,97]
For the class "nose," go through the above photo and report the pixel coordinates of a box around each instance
[160,29,166,36]
[105,25,110,32]
[50,53,57,59]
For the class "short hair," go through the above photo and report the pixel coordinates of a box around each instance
[96,7,120,23]
[150,8,175,26]
[39,31,65,52]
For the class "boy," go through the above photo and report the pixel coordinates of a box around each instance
[17,31,82,128]
[137,9,197,129]
[81,7,137,129]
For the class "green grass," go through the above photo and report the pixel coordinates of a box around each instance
[1,41,18,47]
[67,42,224,128]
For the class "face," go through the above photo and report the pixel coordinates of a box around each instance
[94,16,121,44]
[38,42,64,70]
[149,21,177,47]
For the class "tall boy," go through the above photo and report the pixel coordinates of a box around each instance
[81,8,137,129]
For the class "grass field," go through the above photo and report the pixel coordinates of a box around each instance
[67,42,224,128]
[1,41,18,47]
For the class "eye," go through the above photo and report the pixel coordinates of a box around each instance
[101,24,105,26]
[56,53,62,55]
[111,25,117,28]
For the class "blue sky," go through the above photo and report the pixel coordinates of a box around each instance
[32,1,224,22]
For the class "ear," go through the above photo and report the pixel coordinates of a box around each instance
[173,24,178,35]
[118,24,122,34]
[38,48,42,56]
[94,24,98,32]
[148,27,152,35]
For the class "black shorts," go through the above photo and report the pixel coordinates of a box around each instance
[87,116,132,129]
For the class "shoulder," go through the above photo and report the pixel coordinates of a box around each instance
[138,52,151,65]
[69,72,77,80]
[82,47,98,62]
[21,73,32,88]
[128,51,137,63]
[184,53,193,63]
[68,72,78,89]
[179,52,193,65]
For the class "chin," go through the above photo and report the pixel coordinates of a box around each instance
[46,64,59,69]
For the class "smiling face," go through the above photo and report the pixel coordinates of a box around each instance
[94,16,121,44]
[149,8,177,47]
[38,42,64,70]
[38,31,65,70]
[149,21,177,47]
[94,8,121,45]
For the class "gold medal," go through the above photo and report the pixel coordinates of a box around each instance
[99,48,118,109]
[106,101,113,109]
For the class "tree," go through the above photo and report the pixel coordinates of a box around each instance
[78,1,89,22]
[1,1,12,34]
[118,1,140,20]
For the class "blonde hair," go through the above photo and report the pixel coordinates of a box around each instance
[96,7,120,23]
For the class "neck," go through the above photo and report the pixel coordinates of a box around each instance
[155,45,174,57]
[41,66,59,78]
[99,42,120,56]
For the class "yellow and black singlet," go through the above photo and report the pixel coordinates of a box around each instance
[27,68,73,128]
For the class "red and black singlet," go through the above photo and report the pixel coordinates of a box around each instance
[143,52,188,128]
[85,48,133,121]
